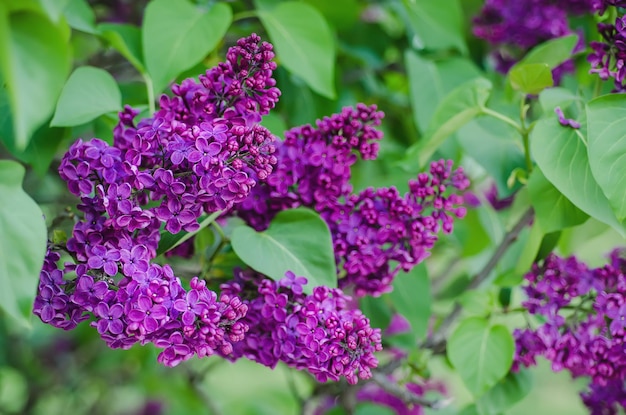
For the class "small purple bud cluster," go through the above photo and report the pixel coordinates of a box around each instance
[330,161,469,296]
[219,270,382,385]
[588,15,626,91]
[472,0,592,80]
[514,250,626,415]
[231,107,469,296]
[33,34,281,366]
[555,106,581,129]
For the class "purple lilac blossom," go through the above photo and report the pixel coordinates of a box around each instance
[472,0,593,81]
[34,34,280,366]
[555,106,581,129]
[219,269,382,385]
[514,249,626,414]
[588,17,626,91]
[231,107,469,296]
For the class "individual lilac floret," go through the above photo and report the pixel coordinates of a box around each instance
[514,249,626,414]
[219,269,382,385]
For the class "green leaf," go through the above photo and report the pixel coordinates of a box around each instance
[256,1,336,99]
[231,208,336,294]
[354,403,395,415]
[404,78,492,168]
[142,0,232,94]
[538,87,582,114]
[156,211,222,257]
[63,0,96,34]
[528,167,589,232]
[457,118,526,195]
[0,9,71,150]
[586,94,626,222]
[448,317,514,397]
[516,34,578,69]
[359,296,392,330]
[389,264,431,341]
[0,160,47,327]
[401,0,467,54]
[51,66,122,127]
[509,63,553,95]
[98,23,145,73]
[476,370,533,415]
[530,118,625,236]
[405,51,481,133]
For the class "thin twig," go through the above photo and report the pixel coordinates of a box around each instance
[422,207,535,352]
[187,364,224,415]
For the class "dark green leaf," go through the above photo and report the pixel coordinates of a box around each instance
[156,211,222,257]
[404,78,492,168]
[528,167,589,232]
[231,208,336,294]
[530,118,625,236]
[98,23,145,73]
[0,160,47,327]
[509,63,553,95]
[586,94,626,222]
[476,370,533,415]
[448,317,514,397]
[359,296,392,330]
[142,0,232,93]
[401,0,467,53]
[0,9,71,150]
[257,1,336,99]
[51,66,122,127]
[389,264,431,341]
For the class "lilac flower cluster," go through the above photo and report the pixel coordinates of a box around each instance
[472,0,593,79]
[219,270,382,385]
[514,250,626,414]
[231,107,469,296]
[588,16,626,91]
[33,34,280,365]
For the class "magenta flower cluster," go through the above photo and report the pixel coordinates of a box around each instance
[514,250,626,414]
[33,34,280,366]
[472,0,594,79]
[588,14,626,91]
[232,108,469,296]
[219,270,382,385]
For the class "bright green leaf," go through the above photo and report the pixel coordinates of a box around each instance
[509,63,553,95]
[476,370,533,415]
[528,167,589,232]
[448,317,514,397]
[63,0,96,34]
[516,34,578,69]
[530,118,625,236]
[586,94,626,222]
[389,264,431,341]
[156,211,222,257]
[231,208,336,294]
[257,1,336,99]
[404,78,492,168]
[0,10,71,150]
[538,87,582,114]
[401,0,467,54]
[98,23,145,73]
[142,0,232,94]
[405,51,481,133]
[51,66,122,126]
[0,160,47,327]
[354,403,395,415]
[459,291,494,318]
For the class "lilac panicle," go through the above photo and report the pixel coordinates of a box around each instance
[514,249,626,414]
[219,269,382,385]
[35,34,281,366]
